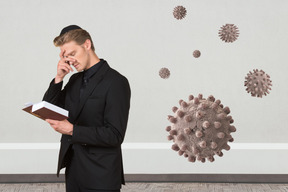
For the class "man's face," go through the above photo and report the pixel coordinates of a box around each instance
[60,40,90,72]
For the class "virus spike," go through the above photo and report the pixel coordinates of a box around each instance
[168,116,177,123]
[211,103,218,109]
[214,121,221,129]
[165,126,171,132]
[169,129,177,136]
[215,100,221,105]
[208,156,215,162]
[229,126,236,132]
[199,141,207,148]
[193,97,199,104]
[178,150,185,156]
[181,145,188,151]
[192,147,200,155]
[223,144,231,151]
[223,107,230,114]
[184,115,192,122]
[198,103,207,110]
[167,135,174,141]
[177,134,185,141]
[217,113,226,120]
[177,110,185,118]
[217,132,225,139]
[184,128,191,134]
[188,156,196,162]
[226,116,232,121]
[207,95,215,102]
[216,151,223,157]
[172,106,178,113]
[195,131,203,138]
[181,101,188,108]
[210,142,217,149]
[202,121,210,129]
[188,95,194,101]
[196,111,203,119]
[171,144,180,151]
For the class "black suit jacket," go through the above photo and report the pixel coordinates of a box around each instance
[43,60,130,190]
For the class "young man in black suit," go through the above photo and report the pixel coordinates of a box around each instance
[43,25,131,192]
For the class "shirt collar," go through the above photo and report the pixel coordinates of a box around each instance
[83,59,104,80]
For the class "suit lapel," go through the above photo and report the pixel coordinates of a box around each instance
[74,61,110,121]
[67,72,83,122]
[73,72,83,103]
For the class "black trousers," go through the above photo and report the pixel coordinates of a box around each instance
[65,149,120,192]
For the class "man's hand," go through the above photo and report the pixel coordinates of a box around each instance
[54,49,76,83]
[46,119,73,135]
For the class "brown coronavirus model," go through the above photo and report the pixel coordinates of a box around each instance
[173,6,187,20]
[193,50,201,58]
[218,24,239,43]
[165,94,236,163]
[159,67,170,79]
[244,69,272,98]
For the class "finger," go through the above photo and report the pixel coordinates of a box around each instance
[60,62,73,72]
[46,119,54,124]
[59,49,66,59]
[59,66,71,74]
[64,58,75,65]
[64,56,76,62]
[63,59,75,72]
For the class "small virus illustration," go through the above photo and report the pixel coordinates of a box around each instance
[165,94,236,163]
[244,69,272,98]
[193,50,201,58]
[159,67,170,79]
[218,24,239,43]
[173,6,187,20]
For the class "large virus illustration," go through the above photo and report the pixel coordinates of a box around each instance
[159,67,170,79]
[218,24,239,43]
[173,6,187,20]
[193,50,201,58]
[244,69,272,98]
[165,94,236,163]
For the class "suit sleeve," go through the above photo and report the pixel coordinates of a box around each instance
[71,75,131,147]
[42,79,65,108]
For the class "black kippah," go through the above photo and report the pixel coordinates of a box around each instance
[60,25,82,36]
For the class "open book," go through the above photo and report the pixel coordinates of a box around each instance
[23,101,69,121]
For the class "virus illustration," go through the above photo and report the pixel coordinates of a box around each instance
[218,24,239,43]
[165,94,236,163]
[193,50,201,58]
[173,6,187,20]
[159,67,170,79]
[244,69,272,98]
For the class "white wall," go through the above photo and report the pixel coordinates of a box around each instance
[1,0,288,174]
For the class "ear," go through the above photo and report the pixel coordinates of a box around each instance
[83,39,92,51]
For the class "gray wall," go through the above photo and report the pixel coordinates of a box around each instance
[1,0,288,174]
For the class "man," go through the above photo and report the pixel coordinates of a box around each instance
[43,25,131,192]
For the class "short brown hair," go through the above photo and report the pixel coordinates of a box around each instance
[53,29,95,51]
